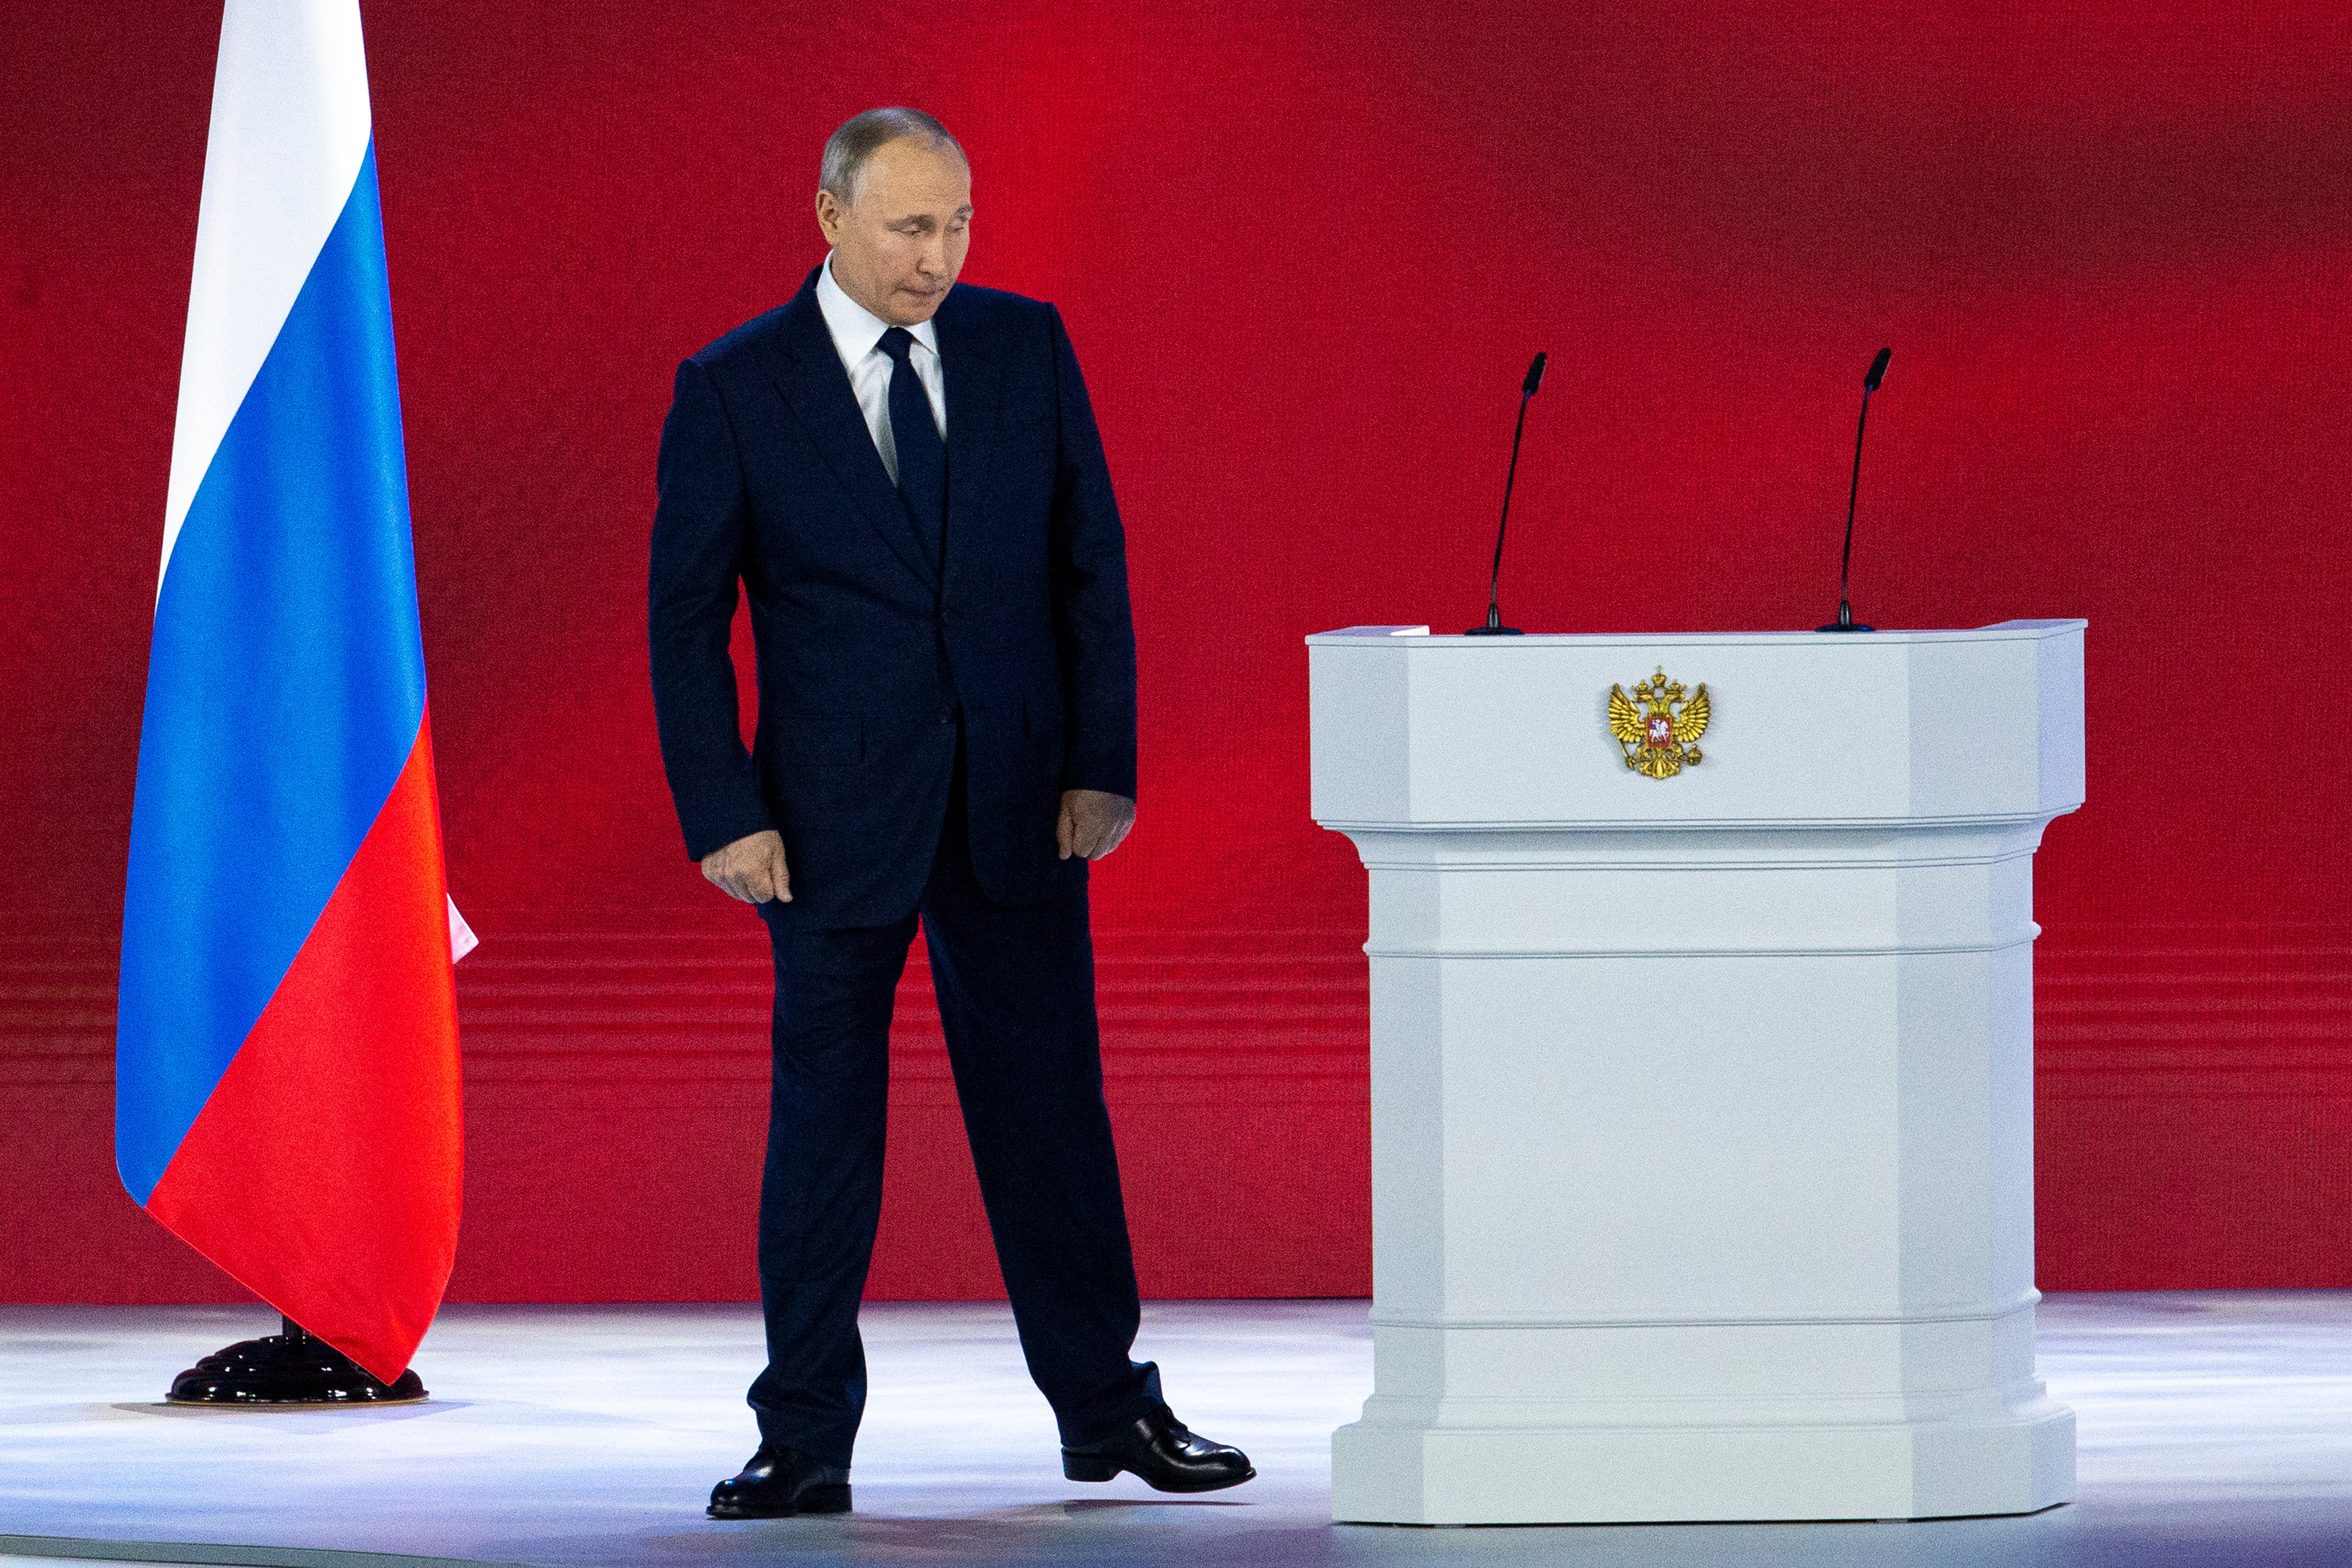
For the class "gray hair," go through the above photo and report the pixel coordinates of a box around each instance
[820,108,967,203]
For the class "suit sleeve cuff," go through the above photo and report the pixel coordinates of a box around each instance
[1060,742,1138,802]
[681,798,779,864]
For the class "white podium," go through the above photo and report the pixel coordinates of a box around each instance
[1308,621,2084,1525]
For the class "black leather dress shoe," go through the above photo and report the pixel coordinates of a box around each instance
[707,1444,851,1518]
[1063,1400,1255,1493]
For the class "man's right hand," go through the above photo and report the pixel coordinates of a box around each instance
[702,829,791,903]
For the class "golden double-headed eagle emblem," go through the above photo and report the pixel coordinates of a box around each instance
[1608,667,1710,779]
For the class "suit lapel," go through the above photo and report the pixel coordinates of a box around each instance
[768,274,939,592]
[934,291,1008,598]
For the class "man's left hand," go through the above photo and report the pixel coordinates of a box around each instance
[1058,789,1136,861]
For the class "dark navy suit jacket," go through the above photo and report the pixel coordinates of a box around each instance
[648,268,1138,928]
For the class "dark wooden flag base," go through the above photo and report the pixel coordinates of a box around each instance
[166,1316,426,1404]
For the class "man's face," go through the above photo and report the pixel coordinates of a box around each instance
[815,138,973,327]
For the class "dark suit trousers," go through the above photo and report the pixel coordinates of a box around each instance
[748,745,1151,1466]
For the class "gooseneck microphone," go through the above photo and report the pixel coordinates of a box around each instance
[1819,346,1891,633]
[1465,351,1549,636]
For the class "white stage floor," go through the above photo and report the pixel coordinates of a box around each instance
[7,1295,2352,1566]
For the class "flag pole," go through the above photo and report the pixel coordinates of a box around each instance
[165,1318,427,1404]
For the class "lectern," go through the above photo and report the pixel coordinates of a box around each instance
[1308,621,2084,1524]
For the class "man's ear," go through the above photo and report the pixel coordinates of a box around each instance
[814,188,841,244]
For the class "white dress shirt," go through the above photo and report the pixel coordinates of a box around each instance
[815,254,946,487]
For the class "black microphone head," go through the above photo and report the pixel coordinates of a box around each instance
[1523,351,1547,397]
[1864,347,1891,392]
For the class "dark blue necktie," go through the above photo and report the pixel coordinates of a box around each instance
[877,327,946,571]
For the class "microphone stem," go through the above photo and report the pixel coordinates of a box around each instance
[1837,387,1873,626]
[1486,390,1534,629]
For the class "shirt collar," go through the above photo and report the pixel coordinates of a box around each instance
[817,253,940,366]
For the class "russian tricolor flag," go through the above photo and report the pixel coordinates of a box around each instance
[117,0,464,1383]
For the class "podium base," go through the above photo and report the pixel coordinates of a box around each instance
[166,1318,426,1404]
[1333,1402,2074,1524]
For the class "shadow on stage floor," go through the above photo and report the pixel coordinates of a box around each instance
[6,1295,2352,1567]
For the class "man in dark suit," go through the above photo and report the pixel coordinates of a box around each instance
[648,108,1254,1518]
